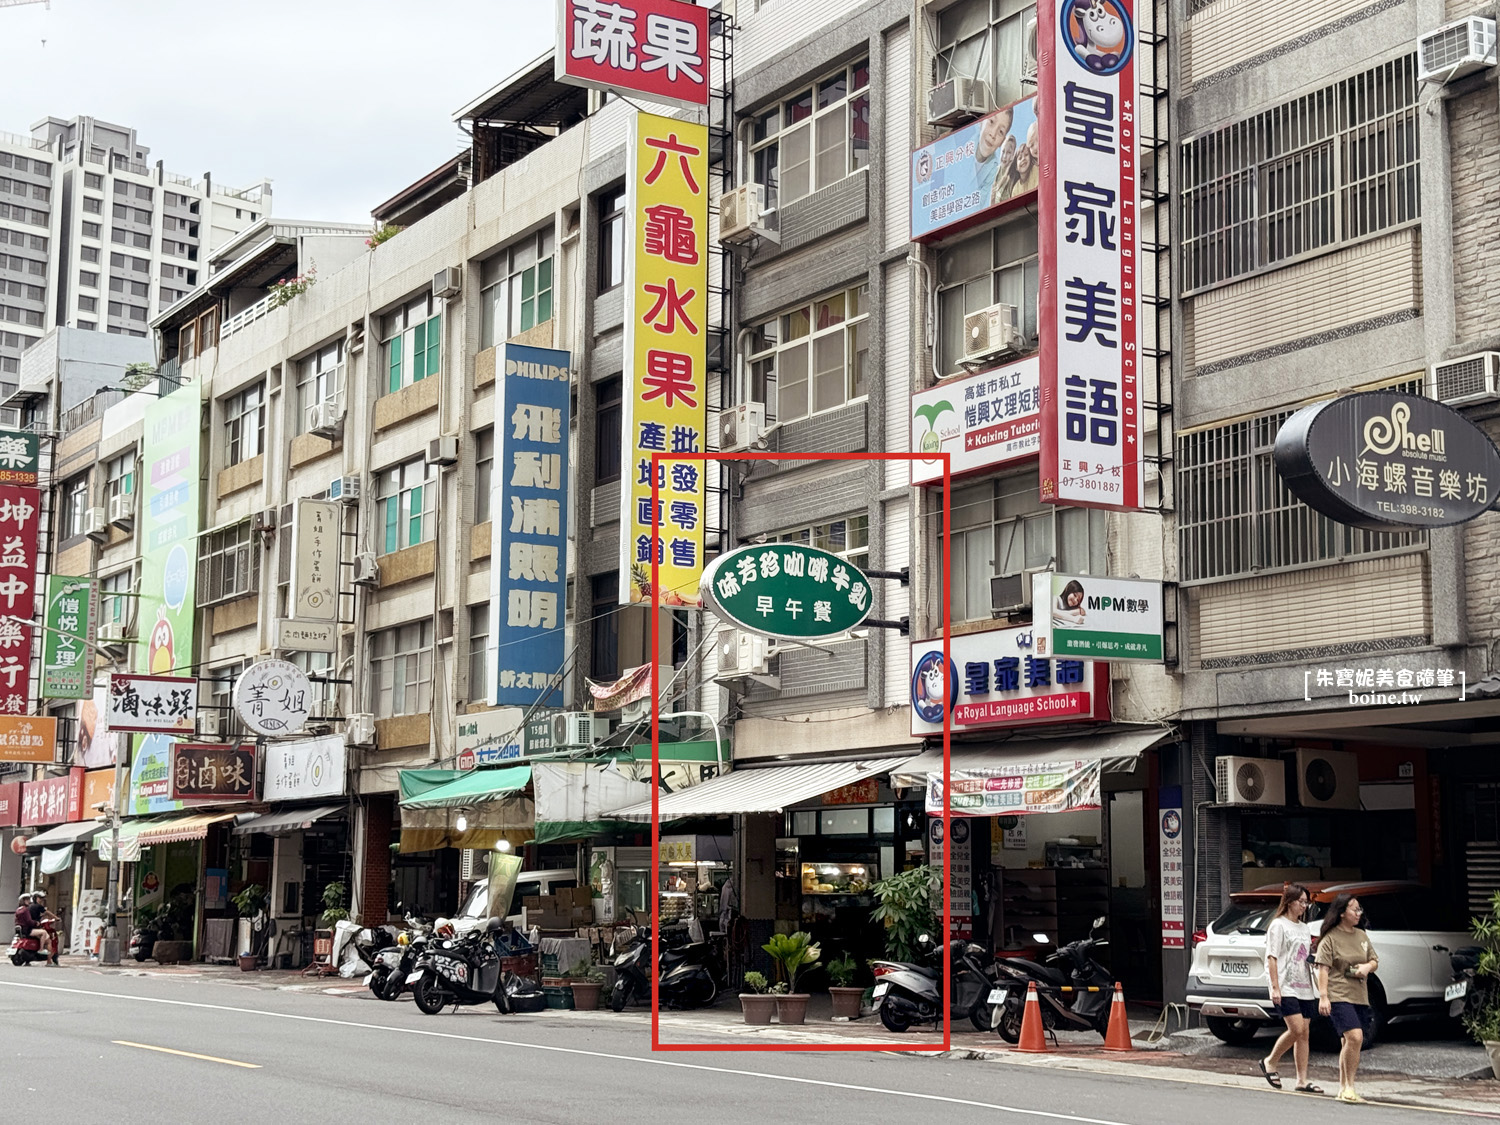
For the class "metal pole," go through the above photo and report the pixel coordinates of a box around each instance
[100,711,127,965]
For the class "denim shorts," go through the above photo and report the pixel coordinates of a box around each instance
[1329,1001,1372,1038]
[1277,996,1318,1020]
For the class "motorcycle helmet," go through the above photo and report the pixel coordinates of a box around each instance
[397,932,410,947]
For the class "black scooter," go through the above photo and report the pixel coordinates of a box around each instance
[367,909,430,1001]
[409,918,514,1015]
[610,923,725,1011]
[990,917,1112,1042]
[871,935,1000,1032]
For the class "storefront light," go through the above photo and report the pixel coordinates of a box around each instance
[495,839,511,852]
[456,813,468,832]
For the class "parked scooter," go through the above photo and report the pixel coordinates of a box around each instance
[8,919,56,966]
[408,917,516,1015]
[870,935,1000,1032]
[1449,945,1492,1022]
[367,908,431,1001]
[989,917,1113,1042]
[609,921,725,1011]
[128,921,156,963]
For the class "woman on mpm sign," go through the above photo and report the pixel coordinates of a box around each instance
[1315,894,1380,1104]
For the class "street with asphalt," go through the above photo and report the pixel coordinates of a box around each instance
[2,963,1497,1123]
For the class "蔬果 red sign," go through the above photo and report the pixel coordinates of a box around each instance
[556,0,710,109]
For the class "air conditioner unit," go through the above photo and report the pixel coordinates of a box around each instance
[1430,351,1500,405]
[197,711,222,737]
[346,712,376,748]
[352,552,379,587]
[107,491,133,529]
[714,628,770,678]
[1295,748,1360,810]
[1214,755,1286,808]
[309,398,345,439]
[251,508,276,534]
[719,183,769,244]
[97,620,130,646]
[550,711,595,749]
[433,266,462,299]
[962,302,1024,366]
[990,571,1041,616]
[1418,16,1497,84]
[426,435,459,466]
[620,696,650,725]
[1021,17,1039,83]
[927,76,991,127]
[717,401,767,453]
[84,506,108,542]
[329,475,361,504]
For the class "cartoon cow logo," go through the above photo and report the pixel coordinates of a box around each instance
[1061,0,1134,76]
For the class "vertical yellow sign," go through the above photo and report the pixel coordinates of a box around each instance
[619,111,708,607]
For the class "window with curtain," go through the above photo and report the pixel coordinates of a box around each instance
[749,57,869,211]
[936,217,1039,375]
[371,621,435,717]
[376,458,436,554]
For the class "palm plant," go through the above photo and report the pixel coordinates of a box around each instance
[762,931,821,994]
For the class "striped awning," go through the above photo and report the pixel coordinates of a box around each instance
[136,811,239,846]
[604,757,910,822]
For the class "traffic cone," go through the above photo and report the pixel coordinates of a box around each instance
[1016,981,1048,1053]
[1102,981,1133,1052]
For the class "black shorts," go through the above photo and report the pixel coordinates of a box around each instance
[1277,996,1317,1020]
[1329,1001,1372,1038]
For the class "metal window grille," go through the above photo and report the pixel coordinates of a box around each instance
[198,521,261,605]
[1176,380,1426,582]
[1180,56,1419,294]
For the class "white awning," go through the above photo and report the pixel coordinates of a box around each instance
[889,727,1174,788]
[24,820,105,849]
[232,805,344,835]
[604,757,911,821]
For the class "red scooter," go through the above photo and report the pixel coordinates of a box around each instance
[10,918,58,966]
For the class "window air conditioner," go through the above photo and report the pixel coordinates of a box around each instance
[962,302,1023,367]
[197,711,222,737]
[1417,16,1497,84]
[433,266,462,299]
[717,402,767,453]
[352,551,379,587]
[927,76,991,128]
[550,711,595,749]
[1430,351,1500,405]
[329,475,361,504]
[107,491,134,529]
[346,712,376,748]
[425,435,459,466]
[309,398,346,439]
[1295,748,1360,810]
[990,570,1042,617]
[719,183,769,244]
[1214,755,1286,808]
[84,506,108,542]
[97,620,130,646]
[713,628,770,678]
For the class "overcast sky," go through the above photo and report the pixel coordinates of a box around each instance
[0,0,556,224]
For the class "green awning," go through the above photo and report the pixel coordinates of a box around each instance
[400,765,532,810]
[398,769,463,803]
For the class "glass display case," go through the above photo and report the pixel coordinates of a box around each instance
[800,861,876,896]
[656,835,732,928]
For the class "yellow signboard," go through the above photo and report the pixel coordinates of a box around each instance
[619,110,708,606]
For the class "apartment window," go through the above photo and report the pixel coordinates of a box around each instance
[127,305,146,321]
[750,57,869,210]
[745,284,869,422]
[80,246,98,263]
[775,514,870,570]
[132,232,150,249]
[78,296,97,313]
[598,187,626,292]
[104,452,134,513]
[114,181,129,196]
[133,208,151,225]
[84,172,102,190]
[207,662,246,739]
[82,222,100,239]
[949,467,1107,622]
[62,474,90,539]
[371,621,435,718]
[1176,384,1425,582]
[377,458,436,554]
[590,573,620,681]
[112,203,128,221]
[295,338,345,434]
[224,382,265,465]
[594,377,623,484]
[135,185,152,202]
[936,216,1039,374]
[82,196,102,215]
[132,256,148,273]
[1181,55,1419,294]
[468,604,490,701]
[108,278,123,293]
[935,0,1038,109]
[101,568,133,625]
[199,521,260,605]
[474,427,495,524]
[382,293,440,393]
[479,229,556,348]
[77,321,95,331]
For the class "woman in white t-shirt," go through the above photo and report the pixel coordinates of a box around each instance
[1259,883,1322,1094]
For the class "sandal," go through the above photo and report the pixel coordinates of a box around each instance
[1258,1059,1282,1089]
[1294,1084,1325,1095]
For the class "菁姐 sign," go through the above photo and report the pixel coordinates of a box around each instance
[926,758,1102,817]
[702,544,874,641]
[1038,0,1143,511]
[1032,572,1164,662]
[41,576,97,700]
[261,734,346,801]
[556,0,710,110]
[0,483,40,714]
[455,707,526,770]
[910,357,1041,485]
[106,673,197,734]
[490,344,571,708]
[170,742,255,801]
[909,623,1109,738]
[234,659,313,737]
[619,110,708,606]
[910,96,1039,242]
[0,716,57,763]
[291,498,340,622]
[1274,390,1500,530]
[0,429,41,485]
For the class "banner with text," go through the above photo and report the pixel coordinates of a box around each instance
[291,499,341,622]
[925,758,1102,817]
[0,429,40,484]
[0,483,39,714]
[41,576,97,699]
[138,390,200,674]
[910,357,1041,485]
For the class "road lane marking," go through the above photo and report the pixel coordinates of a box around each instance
[0,980,1481,1121]
[113,1040,261,1069]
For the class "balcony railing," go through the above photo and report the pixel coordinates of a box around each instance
[60,387,127,435]
[221,294,274,340]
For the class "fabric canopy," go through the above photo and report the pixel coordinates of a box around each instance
[398,798,535,853]
[232,805,343,836]
[604,757,910,821]
[94,817,158,862]
[532,761,653,844]
[136,811,239,847]
[25,819,108,849]
[888,728,1173,789]
[398,769,462,803]
[40,846,72,875]
[400,766,531,810]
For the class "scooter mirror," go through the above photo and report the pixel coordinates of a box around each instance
[1092,916,1106,930]
[917,933,931,944]
[1032,932,1051,944]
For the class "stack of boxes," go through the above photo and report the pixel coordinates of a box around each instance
[523,886,595,932]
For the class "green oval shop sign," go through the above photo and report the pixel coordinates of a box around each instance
[700,543,873,641]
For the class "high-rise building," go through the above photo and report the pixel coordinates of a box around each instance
[0,115,271,383]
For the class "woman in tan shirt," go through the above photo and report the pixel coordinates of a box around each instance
[1313,894,1379,1104]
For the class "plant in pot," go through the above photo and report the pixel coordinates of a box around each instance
[231,884,268,970]
[1463,890,1500,1075]
[869,865,939,962]
[826,953,863,1021]
[739,970,778,1025]
[763,931,821,1025]
[319,881,350,926]
[152,891,197,965]
[568,961,606,1011]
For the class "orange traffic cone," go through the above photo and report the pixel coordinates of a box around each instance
[1016,981,1048,1053]
[1102,981,1133,1051]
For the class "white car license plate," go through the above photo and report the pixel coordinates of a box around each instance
[1446,980,1469,1002]
[406,970,424,985]
[1220,960,1251,977]
[986,987,1009,1005]
[873,982,889,999]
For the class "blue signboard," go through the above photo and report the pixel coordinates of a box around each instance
[489,344,571,707]
[910,96,1039,242]
[128,733,185,815]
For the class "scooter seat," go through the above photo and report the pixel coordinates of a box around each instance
[1004,958,1069,986]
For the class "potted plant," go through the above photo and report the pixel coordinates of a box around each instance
[826,952,863,1020]
[319,881,350,925]
[870,865,939,962]
[739,971,778,1024]
[231,884,267,970]
[1463,890,1500,1074]
[763,931,821,1025]
[568,961,606,1011]
[152,891,197,965]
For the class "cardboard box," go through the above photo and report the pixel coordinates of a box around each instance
[566,886,592,909]
[571,906,595,926]
[523,896,544,915]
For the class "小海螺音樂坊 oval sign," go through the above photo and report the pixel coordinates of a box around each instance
[1274,390,1500,531]
[700,543,874,641]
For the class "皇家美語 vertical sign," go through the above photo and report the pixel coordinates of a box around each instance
[490,345,571,707]
[1038,0,1143,511]
[619,110,708,607]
